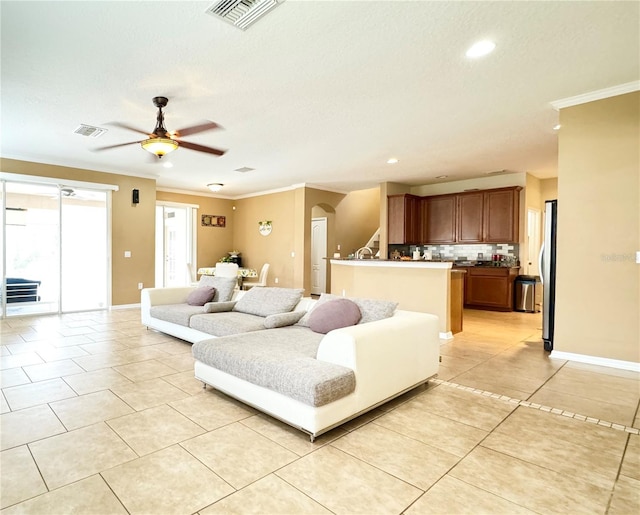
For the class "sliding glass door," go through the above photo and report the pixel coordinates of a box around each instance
[2,179,109,317]
[3,182,60,316]
[61,187,108,311]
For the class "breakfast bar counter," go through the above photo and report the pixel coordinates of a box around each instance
[330,259,462,338]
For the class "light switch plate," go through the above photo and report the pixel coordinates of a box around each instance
[124,251,131,258]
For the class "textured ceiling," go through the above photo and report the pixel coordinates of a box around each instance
[1,1,638,198]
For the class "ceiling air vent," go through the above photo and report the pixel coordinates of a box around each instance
[74,124,107,138]
[205,0,283,31]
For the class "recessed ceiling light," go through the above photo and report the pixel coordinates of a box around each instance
[466,40,496,58]
[207,183,224,192]
[553,124,562,130]
[387,158,399,164]
[435,175,448,179]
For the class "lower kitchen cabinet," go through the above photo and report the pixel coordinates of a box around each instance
[465,266,520,311]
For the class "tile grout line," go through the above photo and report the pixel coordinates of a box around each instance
[431,378,640,435]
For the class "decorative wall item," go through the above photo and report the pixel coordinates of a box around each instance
[201,214,226,227]
[258,220,272,236]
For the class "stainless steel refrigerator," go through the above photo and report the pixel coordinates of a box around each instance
[539,199,557,351]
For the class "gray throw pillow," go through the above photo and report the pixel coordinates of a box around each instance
[263,311,306,329]
[203,301,236,313]
[308,298,361,334]
[233,287,304,317]
[198,275,237,302]
[186,286,216,306]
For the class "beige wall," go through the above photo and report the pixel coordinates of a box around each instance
[555,91,639,364]
[334,187,380,258]
[232,190,298,288]
[541,178,558,202]
[1,158,155,305]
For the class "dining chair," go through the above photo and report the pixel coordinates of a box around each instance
[242,263,270,290]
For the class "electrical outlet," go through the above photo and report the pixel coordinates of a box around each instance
[138,282,143,290]
[274,277,279,284]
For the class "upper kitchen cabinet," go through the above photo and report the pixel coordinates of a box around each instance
[456,191,484,243]
[423,194,456,243]
[483,187,521,243]
[388,194,422,244]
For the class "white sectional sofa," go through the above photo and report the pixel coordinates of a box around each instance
[141,283,441,440]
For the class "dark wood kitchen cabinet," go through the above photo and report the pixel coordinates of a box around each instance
[422,194,456,243]
[388,194,421,244]
[483,187,521,242]
[465,266,520,311]
[456,192,484,243]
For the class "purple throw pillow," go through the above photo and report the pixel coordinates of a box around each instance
[186,286,216,306]
[308,298,362,334]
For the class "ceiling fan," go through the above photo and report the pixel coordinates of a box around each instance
[94,96,225,159]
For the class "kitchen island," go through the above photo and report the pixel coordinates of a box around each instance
[330,259,464,338]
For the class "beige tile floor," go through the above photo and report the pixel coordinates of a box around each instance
[1,308,638,514]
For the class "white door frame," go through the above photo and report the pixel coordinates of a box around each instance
[527,208,542,276]
[155,201,198,287]
[311,217,327,295]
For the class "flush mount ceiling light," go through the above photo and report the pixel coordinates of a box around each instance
[466,40,496,58]
[207,183,224,192]
[387,158,399,164]
[141,138,179,158]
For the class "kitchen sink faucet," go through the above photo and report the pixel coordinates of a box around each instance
[355,246,373,259]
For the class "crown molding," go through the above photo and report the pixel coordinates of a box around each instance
[550,81,640,110]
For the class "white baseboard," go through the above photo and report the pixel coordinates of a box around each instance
[550,350,640,373]
[110,303,141,310]
[439,331,453,340]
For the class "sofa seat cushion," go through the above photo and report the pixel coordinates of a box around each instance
[189,312,267,337]
[150,304,205,327]
[192,327,356,407]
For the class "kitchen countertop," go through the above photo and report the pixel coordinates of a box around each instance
[330,258,517,268]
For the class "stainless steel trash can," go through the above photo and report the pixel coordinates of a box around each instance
[514,275,541,313]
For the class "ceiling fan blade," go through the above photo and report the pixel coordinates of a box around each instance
[105,122,151,136]
[172,121,220,138]
[92,141,141,151]
[179,140,226,156]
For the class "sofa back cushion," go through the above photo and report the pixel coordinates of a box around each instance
[233,287,304,317]
[308,298,361,334]
[186,286,216,306]
[198,275,237,302]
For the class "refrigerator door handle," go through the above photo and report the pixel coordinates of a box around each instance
[538,243,545,285]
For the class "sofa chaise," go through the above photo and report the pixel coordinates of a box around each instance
[141,281,440,440]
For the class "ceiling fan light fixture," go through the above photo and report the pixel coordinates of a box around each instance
[207,183,224,192]
[141,137,178,158]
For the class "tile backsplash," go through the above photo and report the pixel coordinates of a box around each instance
[389,243,519,262]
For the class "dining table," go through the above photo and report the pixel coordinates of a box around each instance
[197,266,258,289]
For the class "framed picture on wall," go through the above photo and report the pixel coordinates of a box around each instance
[202,215,226,227]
